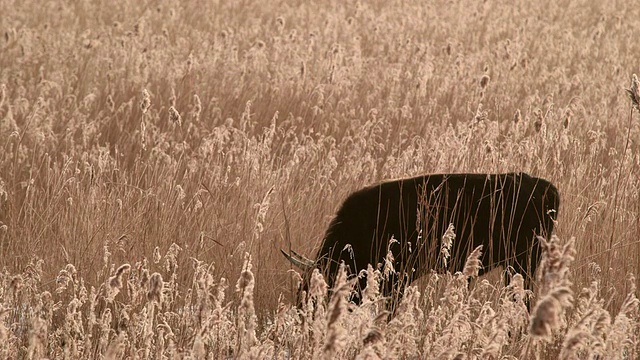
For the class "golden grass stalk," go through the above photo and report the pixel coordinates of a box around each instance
[382,238,398,280]
[192,332,206,359]
[529,236,576,340]
[604,274,639,358]
[26,317,47,360]
[530,287,572,338]
[104,332,126,360]
[462,245,483,278]
[627,74,640,112]
[106,263,130,302]
[236,252,258,356]
[147,272,164,305]
[323,263,352,360]
[480,74,490,89]
[499,273,530,337]
[361,264,381,305]
[0,84,5,109]
[140,89,151,114]
[559,309,599,359]
[387,285,423,358]
[440,224,456,269]
[168,106,182,127]
[0,305,8,358]
[362,313,387,349]
[192,94,202,121]
[98,308,113,356]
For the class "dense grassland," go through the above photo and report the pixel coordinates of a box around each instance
[1,0,640,358]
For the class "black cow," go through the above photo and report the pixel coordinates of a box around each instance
[282,172,559,306]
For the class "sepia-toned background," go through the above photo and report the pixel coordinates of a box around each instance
[1,0,639,358]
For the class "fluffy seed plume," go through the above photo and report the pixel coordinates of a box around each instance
[462,245,483,278]
[537,236,576,292]
[275,16,285,33]
[0,83,6,109]
[382,238,398,279]
[514,109,522,123]
[533,108,543,132]
[193,94,202,121]
[362,327,383,347]
[140,89,151,114]
[153,246,161,264]
[323,264,353,359]
[627,74,640,112]
[106,94,115,112]
[440,224,456,268]
[10,275,23,297]
[104,332,126,360]
[563,108,572,129]
[529,287,574,339]
[479,74,490,89]
[308,268,328,301]
[107,264,131,301]
[236,253,258,355]
[168,106,182,126]
[147,272,164,305]
[361,264,381,303]
[529,236,576,340]
[474,103,488,123]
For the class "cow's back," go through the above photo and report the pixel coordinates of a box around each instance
[313,172,558,298]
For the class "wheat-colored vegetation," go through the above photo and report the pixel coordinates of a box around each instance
[1,0,640,358]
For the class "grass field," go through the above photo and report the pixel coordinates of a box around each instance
[1,0,640,358]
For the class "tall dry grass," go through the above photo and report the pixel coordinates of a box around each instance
[1,0,640,358]
[1,235,637,358]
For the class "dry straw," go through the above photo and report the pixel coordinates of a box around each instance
[147,272,164,304]
[323,264,353,360]
[440,223,456,269]
[529,236,576,340]
[462,245,483,278]
[168,106,182,126]
[106,264,130,301]
[628,74,640,112]
[140,89,151,114]
[236,252,258,356]
[3,0,640,358]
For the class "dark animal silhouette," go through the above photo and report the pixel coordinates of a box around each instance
[282,172,559,306]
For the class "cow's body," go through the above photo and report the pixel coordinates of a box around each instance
[286,172,560,305]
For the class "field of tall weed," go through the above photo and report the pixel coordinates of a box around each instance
[1,0,640,358]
